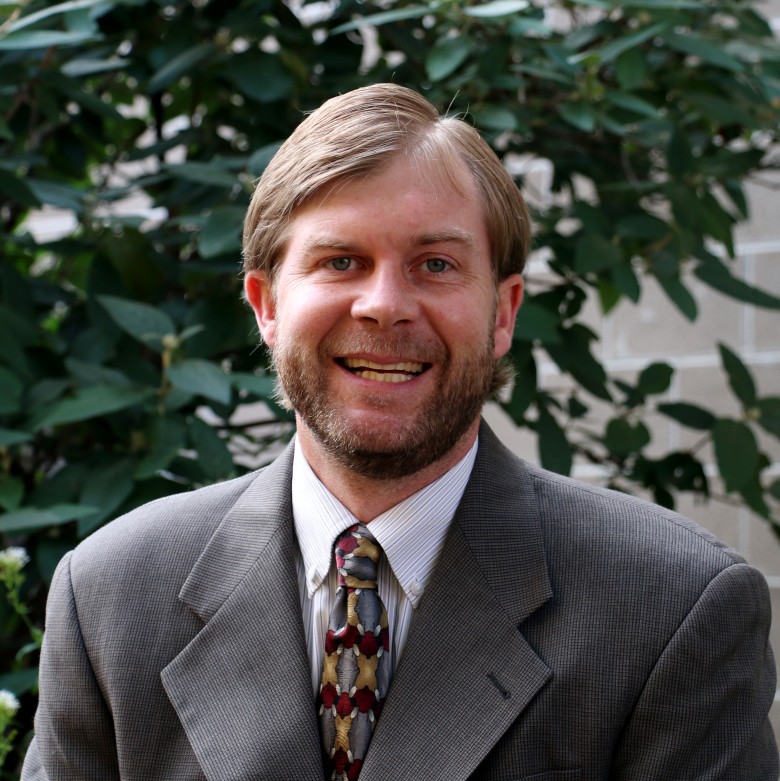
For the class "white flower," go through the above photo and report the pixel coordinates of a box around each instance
[0,547,30,571]
[0,690,20,718]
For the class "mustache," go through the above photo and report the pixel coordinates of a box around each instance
[316,330,448,364]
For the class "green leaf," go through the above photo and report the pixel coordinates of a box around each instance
[610,263,641,303]
[0,503,97,533]
[330,6,429,35]
[223,52,294,103]
[596,21,670,64]
[695,260,780,310]
[32,385,155,430]
[189,417,235,480]
[718,343,756,408]
[0,30,100,50]
[65,358,131,388]
[199,207,244,259]
[231,372,276,399]
[558,101,597,132]
[0,366,23,414]
[666,129,695,176]
[463,0,529,16]
[426,36,474,82]
[547,325,611,401]
[604,418,651,456]
[0,428,33,447]
[148,43,218,93]
[0,667,38,695]
[597,278,621,314]
[575,233,620,274]
[622,0,700,5]
[638,362,673,395]
[756,397,780,439]
[536,405,572,476]
[687,93,755,127]
[166,162,238,189]
[656,275,697,321]
[168,359,232,406]
[9,0,106,31]
[135,415,188,479]
[26,179,84,211]
[0,475,24,511]
[657,402,716,430]
[504,348,537,421]
[614,48,647,90]
[98,295,176,349]
[36,538,73,584]
[659,452,707,493]
[616,214,668,241]
[474,105,518,131]
[61,57,129,77]
[78,458,135,536]
[712,419,759,492]
[663,32,745,72]
[0,167,41,208]
[739,478,770,520]
[603,91,660,119]
[513,300,561,344]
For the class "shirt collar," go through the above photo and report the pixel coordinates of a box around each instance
[292,436,478,608]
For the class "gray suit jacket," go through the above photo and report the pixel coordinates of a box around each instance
[22,423,778,780]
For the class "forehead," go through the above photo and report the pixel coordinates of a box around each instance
[287,154,487,242]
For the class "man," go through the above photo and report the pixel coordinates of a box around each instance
[23,84,777,780]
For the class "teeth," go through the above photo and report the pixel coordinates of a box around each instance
[341,358,425,383]
[343,358,423,373]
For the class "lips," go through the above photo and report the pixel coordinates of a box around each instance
[340,358,426,383]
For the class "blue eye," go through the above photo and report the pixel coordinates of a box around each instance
[425,258,450,273]
[329,257,354,271]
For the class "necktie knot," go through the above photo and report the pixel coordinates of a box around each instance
[334,524,381,590]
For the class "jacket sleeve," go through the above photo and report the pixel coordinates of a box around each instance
[21,552,120,781]
[611,562,778,780]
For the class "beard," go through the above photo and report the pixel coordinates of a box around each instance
[271,327,499,481]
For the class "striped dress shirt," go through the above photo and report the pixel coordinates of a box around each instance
[292,436,478,697]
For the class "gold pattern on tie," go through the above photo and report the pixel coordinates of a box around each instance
[318,524,389,781]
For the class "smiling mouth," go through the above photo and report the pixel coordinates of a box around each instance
[339,358,427,383]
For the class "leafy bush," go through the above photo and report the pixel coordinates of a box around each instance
[1,0,779,773]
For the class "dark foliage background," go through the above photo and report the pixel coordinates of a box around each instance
[1,0,779,773]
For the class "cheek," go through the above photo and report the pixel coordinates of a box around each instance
[276,291,347,343]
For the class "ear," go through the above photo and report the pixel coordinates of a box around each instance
[493,273,524,359]
[244,270,277,348]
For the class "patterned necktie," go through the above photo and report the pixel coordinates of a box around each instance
[318,524,390,781]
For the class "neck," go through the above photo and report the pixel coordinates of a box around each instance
[296,419,480,523]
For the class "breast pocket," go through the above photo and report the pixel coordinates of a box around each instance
[513,771,581,781]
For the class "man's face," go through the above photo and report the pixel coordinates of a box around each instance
[245,155,523,480]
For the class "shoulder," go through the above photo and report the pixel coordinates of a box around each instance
[71,470,258,578]
[529,461,740,559]
[474,423,745,581]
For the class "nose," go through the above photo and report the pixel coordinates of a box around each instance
[350,264,419,328]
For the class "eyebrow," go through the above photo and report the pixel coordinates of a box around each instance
[300,236,359,256]
[299,229,477,256]
[416,229,476,249]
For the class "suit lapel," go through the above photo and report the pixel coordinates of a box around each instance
[161,447,323,781]
[360,424,553,781]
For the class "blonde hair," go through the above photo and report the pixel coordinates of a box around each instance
[242,83,531,283]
